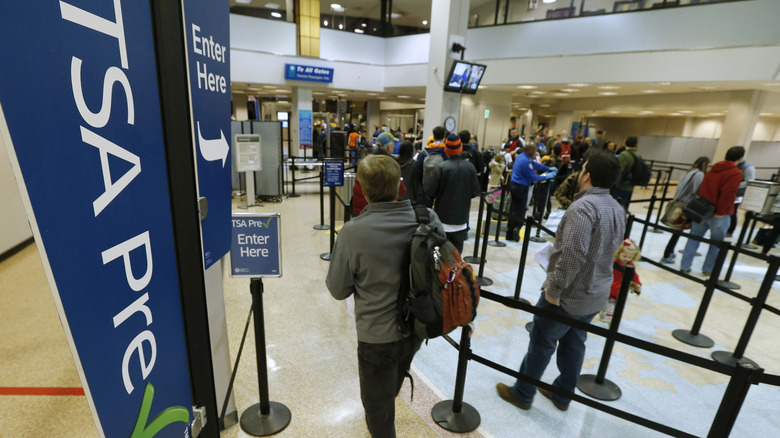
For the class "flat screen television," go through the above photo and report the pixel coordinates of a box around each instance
[277,111,289,121]
[444,61,487,95]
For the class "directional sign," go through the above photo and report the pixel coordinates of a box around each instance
[324,161,345,187]
[230,213,282,277]
[0,3,192,437]
[184,0,232,269]
[285,63,334,83]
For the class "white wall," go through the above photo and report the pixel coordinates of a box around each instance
[320,28,386,65]
[230,14,296,55]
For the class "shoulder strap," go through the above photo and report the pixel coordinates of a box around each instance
[413,205,429,225]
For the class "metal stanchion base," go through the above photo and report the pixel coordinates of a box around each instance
[672,329,714,348]
[711,351,759,368]
[464,256,482,264]
[529,236,547,243]
[525,322,533,333]
[240,402,291,437]
[431,400,481,433]
[320,252,331,261]
[487,240,507,247]
[239,203,264,209]
[478,277,493,287]
[313,224,330,230]
[577,375,622,401]
[679,250,702,256]
[743,244,758,250]
[717,279,741,290]
[288,193,301,198]
[649,228,663,234]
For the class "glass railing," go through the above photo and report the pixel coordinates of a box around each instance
[230,0,746,37]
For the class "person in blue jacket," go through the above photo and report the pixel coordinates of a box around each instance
[505,145,557,241]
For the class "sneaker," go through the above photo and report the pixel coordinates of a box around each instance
[538,387,568,411]
[660,257,675,264]
[496,383,531,410]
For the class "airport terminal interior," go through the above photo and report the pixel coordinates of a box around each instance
[2,0,780,437]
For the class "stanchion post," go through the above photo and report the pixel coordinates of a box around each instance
[712,255,780,367]
[320,186,336,261]
[744,214,759,250]
[431,326,481,432]
[720,210,752,289]
[492,183,508,246]
[706,360,763,438]
[314,164,330,230]
[576,265,633,401]
[476,203,494,287]
[465,193,485,264]
[513,216,534,301]
[530,181,551,243]
[240,279,291,435]
[625,214,635,240]
[671,240,730,348]
[652,169,672,230]
[639,194,656,249]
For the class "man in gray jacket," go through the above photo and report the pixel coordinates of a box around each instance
[326,154,444,438]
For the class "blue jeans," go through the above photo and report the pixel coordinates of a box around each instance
[680,215,730,273]
[512,292,597,408]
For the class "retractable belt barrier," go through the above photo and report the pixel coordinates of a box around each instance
[428,200,780,437]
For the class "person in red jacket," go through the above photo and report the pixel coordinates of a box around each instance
[601,238,642,324]
[679,146,745,275]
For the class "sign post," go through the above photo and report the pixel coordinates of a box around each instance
[229,213,290,435]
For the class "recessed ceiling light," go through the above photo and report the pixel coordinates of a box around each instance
[354,29,364,33]
[760,112,772,116]
[323,20,328,25]
[709,113,724,116]
[642,90,660,93]
[367,93,378,96]
[568,83,590,87]
[236,0,251,3]
[679,110,693,114]
[265,2,280,9]
[540,104,550,107]
[517,108,528,111]
[608,111,620,114]
[560,88,579,92]
[391,12,402,19]
[422,20,428,25]
[530,90,546,94]
[398,95,409,98]
[552,93,568,97]
[669,113,683,116]
[338,24,343,29]
[330,3,344,12]
[695,86,717,90]
[517,85,537,89]
[598,85,621,90]
[599,92,618,96]
[271,12,281,18]
[656,82,671,86]
[639,111,655,114]
[361,22,367,27]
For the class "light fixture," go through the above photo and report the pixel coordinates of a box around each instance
[330,3,344,11]
[265,2,280,8]
[639,111,655,115]
[763,83,780,87]
[552,93,568,97]
[517,85,537,89]
[568,83,590,87]
[669,113,683,116]
[422,20,428,25]
[540,104,551,107]
[271,12,281,18]
[338,24,343,29]
[760,112,772,116]
[324,20,328,25]
[709,113,724,116]
[642,89,660,93]
[361,22,367,27]
[530,90,546,94]
[354,29,364,33]
[236,0,251,3]
[543,0,557,3]
[599,92,617,96]
[679,110,693,114]
[656,82,671,86]
[598,85,621,90]
[560,88,579,92]
[391,12,402,19]
[398,95,409,98]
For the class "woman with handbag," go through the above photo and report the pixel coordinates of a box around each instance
[660,156,710,264]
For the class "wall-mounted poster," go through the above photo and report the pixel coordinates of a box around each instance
[529,0,538,9]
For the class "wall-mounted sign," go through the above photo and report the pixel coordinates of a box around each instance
[184,0,232,270]
[299,109,312,149]
[0,3,193,436]
[324,161,345,187]
[230,213,282,277]
[235,134,262,172]
[285,63,334,83]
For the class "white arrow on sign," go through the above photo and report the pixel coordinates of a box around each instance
[197,121,229,167]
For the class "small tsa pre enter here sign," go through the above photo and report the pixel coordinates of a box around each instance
[230,213,282,277]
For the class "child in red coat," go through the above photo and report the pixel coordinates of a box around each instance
[601,238,642,324]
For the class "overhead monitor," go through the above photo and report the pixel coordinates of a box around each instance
[277,111,289,121]
[444,61,487,95]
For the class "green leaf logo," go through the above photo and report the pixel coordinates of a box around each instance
[131,382,190,438]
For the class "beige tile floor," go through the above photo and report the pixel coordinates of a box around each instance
[1,180,778,437]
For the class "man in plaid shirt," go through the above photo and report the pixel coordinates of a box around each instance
[497,150,625,412]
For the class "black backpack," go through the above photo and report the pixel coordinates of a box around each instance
[621,151,651,186]
[398,206,480,339]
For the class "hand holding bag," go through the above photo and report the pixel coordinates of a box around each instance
[661,199,691,230]
[683,196,715,223]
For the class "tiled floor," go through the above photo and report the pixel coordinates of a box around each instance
[1,181,778,437]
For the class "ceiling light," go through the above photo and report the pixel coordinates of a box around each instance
[552,93,568,97]
[354,29,364,33]
[422,20,428,25]
[367,93,378,96]
[271,12,281,18]
[398,95,409,98]
[543,0,557,3]
[679,110,693,114]
[760,112,772,116]
[642,90,660,93]
[762,83,780,86]
[669,113,683,116]
[608,111,620,114]
[530,90,546,94]
[540,104,550,107]
[568,83,590,87]
[361,22,367,27]
[694,86,717,90]
[330,3,344,11]
[236,0,251,3]
[598,92,617,96]
[391,12,402,19]
[517,108,528,111]
[517,85,537,89]
[639,111,655,114]
[709,113,724,116]
[598,85,621,90]
[265,2,280,8]
[656,82,671,86]
[338,24,343,29]
[323,20,328,25]
[560,88,579,92]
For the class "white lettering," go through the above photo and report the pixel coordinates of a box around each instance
[70,57,134,128]
[80,126,141,216]
[240,247,269,257]
[101,231,153,292]
[192,24,202,56]
[191,23,226,62]
[113,293,153,328]
[196,62,227,94]
[60,0,129,69]
[121,330,157,394]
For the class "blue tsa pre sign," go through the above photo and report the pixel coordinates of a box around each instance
[0,2,192,437]
[184,0,232,270]
[230,213,282,277]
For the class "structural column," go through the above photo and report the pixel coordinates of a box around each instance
[554,111,574,137]
[714,90,766,159]
[423,0,470,139]
[292,86,313,158]
[367,99,381,137]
